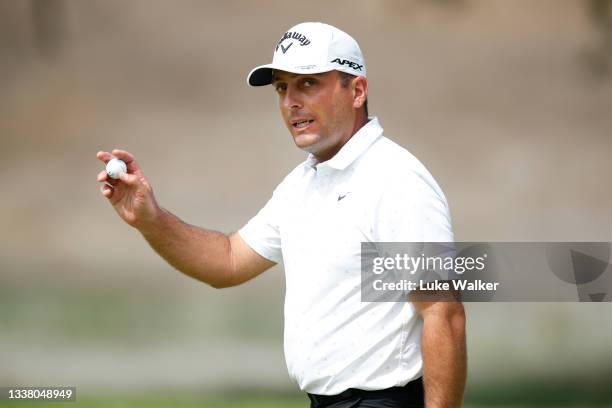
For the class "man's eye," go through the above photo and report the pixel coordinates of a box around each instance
[303,80,314,87]
[275,84,286,93]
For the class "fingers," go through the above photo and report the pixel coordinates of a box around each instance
[100,184,113,198]
[97,148,142,181]
[97,167,138,186]
[96,151,113,164]
[97,169,119,186]
[111,149,141,173]
[118,171,139,185]
[111,149,134,163]
[97,149,146,203]
[97,149,134,163]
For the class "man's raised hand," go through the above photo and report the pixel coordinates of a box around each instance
[96,149,160,229]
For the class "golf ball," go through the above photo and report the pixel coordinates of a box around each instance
[106,158,127,179]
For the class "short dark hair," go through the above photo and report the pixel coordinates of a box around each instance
[338,71,368,117]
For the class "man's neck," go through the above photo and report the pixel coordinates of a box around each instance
[312,115,369,164]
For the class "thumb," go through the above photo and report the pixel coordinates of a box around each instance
[119,171,139,186]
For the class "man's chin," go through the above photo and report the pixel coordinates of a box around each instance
[292,132,320,151]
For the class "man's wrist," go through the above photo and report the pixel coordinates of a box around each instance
[135,204,166,238]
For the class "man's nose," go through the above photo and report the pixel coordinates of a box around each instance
[283,86,302,110]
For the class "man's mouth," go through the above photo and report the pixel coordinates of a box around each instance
[291,119,314,129]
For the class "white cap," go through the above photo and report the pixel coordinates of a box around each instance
[247,22,367,87]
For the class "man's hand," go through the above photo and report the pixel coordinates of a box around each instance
[95,149,275,288]
[411,289,467,408]
[96,149,160,229]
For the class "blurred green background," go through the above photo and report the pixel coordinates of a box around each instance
[1,0,612,406]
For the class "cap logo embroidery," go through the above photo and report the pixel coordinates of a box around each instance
[331,58,363,71]
[275,31,311,53]
[280,42,293,54]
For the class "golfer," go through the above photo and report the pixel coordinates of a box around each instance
[97,22,466,408]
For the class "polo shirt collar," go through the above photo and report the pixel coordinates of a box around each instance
[305,117,383,171]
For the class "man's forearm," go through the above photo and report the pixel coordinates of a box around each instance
[421,308,467,407]
[138,207,233,287]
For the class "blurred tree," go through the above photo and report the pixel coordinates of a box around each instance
[585,0,612,77]
[0,2,29,64]
[383,0,468,15]
[30,0,67,60]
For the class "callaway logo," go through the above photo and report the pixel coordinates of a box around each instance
[280,42,293,54]
[331,58,363,71]
[275,31,311,54]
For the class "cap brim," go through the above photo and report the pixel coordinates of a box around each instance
[247,64,275,87]
[246,64,336,87]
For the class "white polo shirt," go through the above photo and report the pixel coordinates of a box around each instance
[239,117,453,395]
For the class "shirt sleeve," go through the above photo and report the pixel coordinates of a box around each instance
[238,185,285,264]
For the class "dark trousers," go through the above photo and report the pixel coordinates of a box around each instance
[307,377,424,408]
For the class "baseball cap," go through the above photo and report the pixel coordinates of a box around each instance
[247,22,367,87]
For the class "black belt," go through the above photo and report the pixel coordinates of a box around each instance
[307,376,424,407]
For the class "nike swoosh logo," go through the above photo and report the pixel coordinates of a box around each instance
[280,42,293,54]
[337,192,351,201]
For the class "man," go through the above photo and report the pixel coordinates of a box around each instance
[96,22,466,408]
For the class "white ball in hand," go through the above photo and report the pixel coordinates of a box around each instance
[106,158,127,179]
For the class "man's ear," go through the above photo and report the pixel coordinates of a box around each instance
[352,76,368,109]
